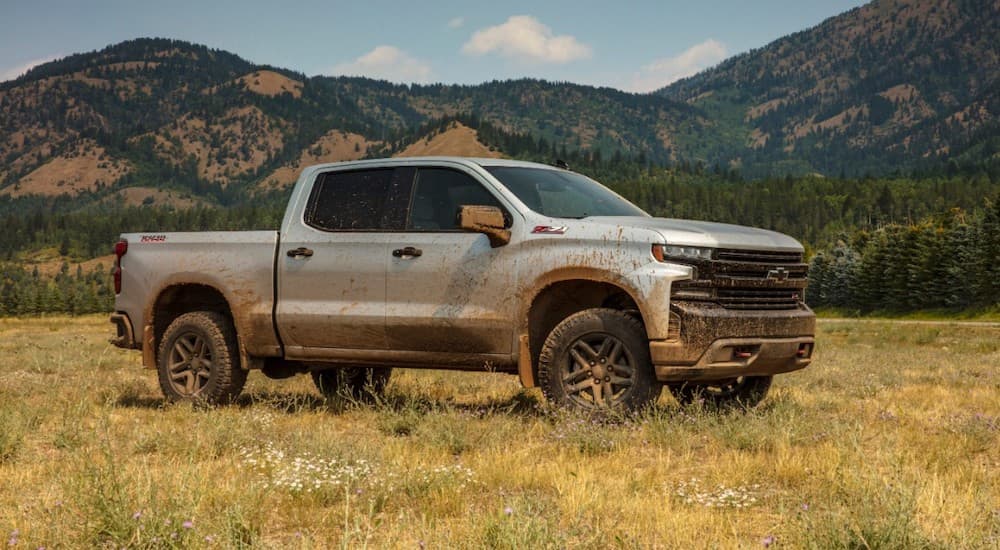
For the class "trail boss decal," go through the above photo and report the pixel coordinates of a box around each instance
[140,234,167,243]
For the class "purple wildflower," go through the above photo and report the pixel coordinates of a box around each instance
[132,511,142,520]
[182,521,194,529]
[503,506,514,516]
[801,503,809,511]
[762,535,775,547]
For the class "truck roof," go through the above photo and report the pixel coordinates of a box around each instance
[302,156,564,172]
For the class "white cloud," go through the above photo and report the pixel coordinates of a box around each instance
[462,15,591,64]
[447,16,465,29]
[329,46,433,84]
[627,39,727,93]
[0,54,61,82]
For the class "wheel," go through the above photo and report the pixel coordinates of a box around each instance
[311,367,391,402]
[538,308,661,412]
[157,311,247,404]
[668,376,772,408]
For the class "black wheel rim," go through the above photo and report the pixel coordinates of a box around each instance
[167,332,213,397]
[561,332,635,407]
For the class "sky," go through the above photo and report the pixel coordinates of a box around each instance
[0,0,867,93]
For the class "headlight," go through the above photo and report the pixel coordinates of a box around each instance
[652,244,714,262]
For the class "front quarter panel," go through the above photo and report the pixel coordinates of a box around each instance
[514,221,690,340]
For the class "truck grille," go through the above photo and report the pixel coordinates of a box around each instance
[716,249,804,264]
[671,248,808,311]
[716,288,804,310]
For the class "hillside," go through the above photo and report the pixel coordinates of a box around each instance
[0,38,699,204]
[661,0,1000,176]
[0,0,994,213]
[0,0,993,206]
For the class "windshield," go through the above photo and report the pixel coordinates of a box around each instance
[484,167,649,219]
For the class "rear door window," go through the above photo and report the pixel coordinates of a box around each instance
[304,169,394,231]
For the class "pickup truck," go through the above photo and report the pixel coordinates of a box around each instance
[110,157,814,411]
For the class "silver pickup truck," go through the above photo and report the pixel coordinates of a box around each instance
[110,157,814,411]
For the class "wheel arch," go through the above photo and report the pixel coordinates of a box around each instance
[521,273,647,387]
[147,283,239,369]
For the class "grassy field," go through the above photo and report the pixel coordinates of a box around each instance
[0,316,997,548]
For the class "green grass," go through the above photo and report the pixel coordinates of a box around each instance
[0,316,997,548]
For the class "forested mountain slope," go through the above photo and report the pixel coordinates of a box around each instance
[661,0,999,177]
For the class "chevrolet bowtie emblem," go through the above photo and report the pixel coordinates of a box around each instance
[766,267,790,281]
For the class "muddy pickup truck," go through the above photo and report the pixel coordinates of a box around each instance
[110,157,814,411]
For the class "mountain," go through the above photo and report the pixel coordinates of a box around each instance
[0,38,699,204]
[661,0,999,176]
[0,0,997,205]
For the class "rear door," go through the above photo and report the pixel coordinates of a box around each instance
[277,167,411,355]
[385,166,519,354]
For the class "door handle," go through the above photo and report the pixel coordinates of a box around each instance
[392,246,422,258]
[287,247,314,258]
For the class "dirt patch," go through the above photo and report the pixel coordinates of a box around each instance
[880,84,918,102]
[815,105,867,132]
[395,123,503,158]
[2,140,130,197]
[686,91,714,104]
[748,128,769,149]
[746,97,787,120]
[259,130,378,191]
[236,70,303,98]
[656,128,675,156]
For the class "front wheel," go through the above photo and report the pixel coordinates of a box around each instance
[157,311,247,404]
[668,376,772,409]
[538,308,661,412]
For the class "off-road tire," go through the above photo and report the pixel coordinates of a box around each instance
[157,311,247,404]
[311,367,392,402]
[668,376,772,409]
[538,308,661,412]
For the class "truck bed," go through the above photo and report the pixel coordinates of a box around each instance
[115,231,282,359]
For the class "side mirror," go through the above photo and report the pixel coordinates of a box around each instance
[458,205,511,247]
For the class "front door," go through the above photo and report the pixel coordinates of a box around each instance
[385,167,519,354]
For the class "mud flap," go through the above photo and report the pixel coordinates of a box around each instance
[517,334,536,387]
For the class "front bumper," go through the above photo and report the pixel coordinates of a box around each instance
[650,301,815,382]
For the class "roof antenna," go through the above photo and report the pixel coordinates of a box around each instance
[552,159,570,170]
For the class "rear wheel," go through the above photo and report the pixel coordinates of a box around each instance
[311,367,391,402]
[157,311,247,404]
[538,308,661,412]
[668,376,772,409]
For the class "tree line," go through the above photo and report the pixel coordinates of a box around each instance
[0,262,112,316]
[1,114,997,316]
[807,199,1000,312]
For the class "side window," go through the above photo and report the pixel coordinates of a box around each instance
[305,169,393,231]
[407,168,503,230]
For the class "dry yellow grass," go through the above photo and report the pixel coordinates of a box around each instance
[0,317,997,548]
[3,140,131,198]
[258,131,377,191]
[395,123,503,159]
[234,71,304,98]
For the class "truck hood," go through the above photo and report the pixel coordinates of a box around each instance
[585,216,804,252]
